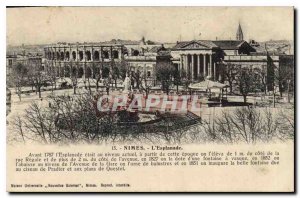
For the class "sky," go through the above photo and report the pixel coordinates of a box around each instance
[6,7,294,46]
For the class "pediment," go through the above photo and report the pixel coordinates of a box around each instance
[182,41,210,49]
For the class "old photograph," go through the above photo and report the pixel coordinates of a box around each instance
[6,6,295,192]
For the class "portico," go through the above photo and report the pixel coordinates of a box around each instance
[179,52,216,80]
[171,40,220,81]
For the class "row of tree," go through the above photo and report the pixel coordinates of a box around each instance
[8,54,294,106]
[153,58,294,105]
[8,59,132,100]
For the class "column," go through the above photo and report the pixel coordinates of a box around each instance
[60,63,63,77]
[83,63,86,80]
[180,55,183,76]
[210,54,212,77]
[118,48,121,60]
[203,54,206,77]
[91,46,94,62]
[214,62,216,81]
[191,55,194,80]
[91,68,94,79]
[76,48,79,62]
[63,64,66,78]
[184,55,187,73]
[110,46,113,60]
[197,54,200,78]
[83,46,86,62]
[64,47,66,61]
[69,46,71,61]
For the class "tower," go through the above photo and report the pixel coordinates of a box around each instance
[236,23,244,40]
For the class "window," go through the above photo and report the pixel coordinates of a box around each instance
[103,51,109,59]
[56,52,60,60]
[86,51,91,61]
[94,51,100,61]
[66,51,70,61]
[72,51,76,60]
[147,71,151,77]
[113,50,119,59]
[132,50,139,56]
[60,52,64,61]
[8,59,12,66]
[79,51,83,61]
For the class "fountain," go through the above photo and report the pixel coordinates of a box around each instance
[92,75,201,129]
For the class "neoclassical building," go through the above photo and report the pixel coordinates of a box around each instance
[170,39,256,81]
[171,40,221,81]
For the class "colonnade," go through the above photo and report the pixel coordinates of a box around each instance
[179,53,217,80]
[44,45,123,62]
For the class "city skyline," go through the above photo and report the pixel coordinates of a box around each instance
[7,7,294,46]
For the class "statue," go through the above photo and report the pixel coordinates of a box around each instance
[123,73,131,93]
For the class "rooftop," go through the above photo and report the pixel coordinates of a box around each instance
[212,40,245,50]
[172,40,219,49]
[148,45,166,53]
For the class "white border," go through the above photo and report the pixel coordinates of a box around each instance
[1,1,298,197]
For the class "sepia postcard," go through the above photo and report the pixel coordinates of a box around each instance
[6,6,295,192]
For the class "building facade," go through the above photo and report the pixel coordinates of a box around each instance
[42,24,293,87]
[43,39,162,80]
[44,43,125,79]
[6,53,43,78]
[170,40,221,81]
[169,39,257,81]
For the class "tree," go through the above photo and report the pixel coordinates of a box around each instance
[132,70,142,89]
[136,71,153,99]
[22,102,57,143]
[237,68,260,104]
[111,65,120,88]
[92,63,102,91]
[48,66,57,92]
[70,62,78,95]
[253,67,267,94]
[277,56,294,100]
[9,62,28,101]
[200,107,291,144]
[118,59,130,80]
[266,53,275,92]
[156,61,175,95]
[27,60,45,99]
[173,68,181,93]
[85,66,92,95]
[12,115,26,143]
[222,63,240,94]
